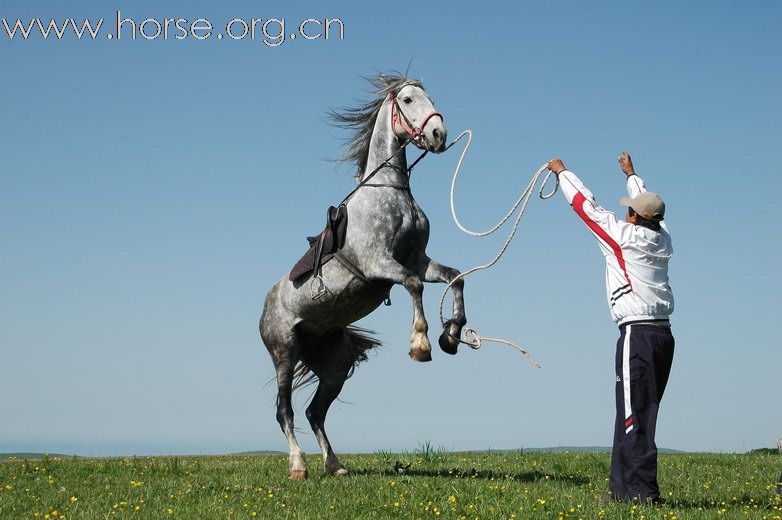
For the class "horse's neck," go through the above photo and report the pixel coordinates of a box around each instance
[360,102,408,186]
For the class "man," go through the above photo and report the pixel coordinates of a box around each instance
[547,152,675,503]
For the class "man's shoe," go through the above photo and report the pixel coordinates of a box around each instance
[634,495,666,506]
[599,493,666,505]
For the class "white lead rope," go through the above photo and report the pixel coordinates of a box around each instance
[438,130,559,369]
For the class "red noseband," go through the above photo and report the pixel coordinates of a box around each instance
[390,93,443,149]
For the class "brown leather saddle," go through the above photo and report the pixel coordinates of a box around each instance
[289,205,348,283]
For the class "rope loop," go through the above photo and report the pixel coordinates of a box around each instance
[462,327,481,348]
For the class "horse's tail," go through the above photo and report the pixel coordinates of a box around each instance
[292,326,382,391]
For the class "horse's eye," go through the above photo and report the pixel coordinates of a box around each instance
[403,97,412,104]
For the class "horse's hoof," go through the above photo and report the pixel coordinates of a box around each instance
[438,321,460,355]
[326,462,349,476]
[288,469,308,480]
[409,348,432,362]
[439,334,458,355]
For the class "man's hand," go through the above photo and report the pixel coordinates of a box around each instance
[547,158,566,175]
[618,152,635,177]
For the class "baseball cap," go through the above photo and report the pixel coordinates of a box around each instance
[619,191,665,221]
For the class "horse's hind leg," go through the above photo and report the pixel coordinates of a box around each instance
[306,376,349,475]
[274,359,308,480]
[304,330,353,476]
[261,315,308,480]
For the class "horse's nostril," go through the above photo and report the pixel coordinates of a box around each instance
[433,129,440,139]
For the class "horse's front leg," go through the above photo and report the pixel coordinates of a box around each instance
[421,256,467,355]
[365,259,431,362]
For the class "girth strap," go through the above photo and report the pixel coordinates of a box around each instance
[333,250,371,285]
[334,250,392,305]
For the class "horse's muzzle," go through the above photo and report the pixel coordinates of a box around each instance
[425,125,447,153]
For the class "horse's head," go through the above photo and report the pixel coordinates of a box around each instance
[390,83,447,153]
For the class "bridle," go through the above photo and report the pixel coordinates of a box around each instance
[389,88,443,150]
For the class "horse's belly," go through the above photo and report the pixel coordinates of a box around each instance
[281,261,389,334]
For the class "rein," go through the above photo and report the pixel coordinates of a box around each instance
[338,141,429,205]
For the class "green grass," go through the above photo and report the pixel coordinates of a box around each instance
[0,451,779,519]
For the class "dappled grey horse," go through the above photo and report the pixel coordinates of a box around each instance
[260,74,467,479]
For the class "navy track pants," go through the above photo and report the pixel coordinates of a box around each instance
[609,323,675,502]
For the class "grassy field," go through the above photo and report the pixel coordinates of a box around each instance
[0,449,779,519]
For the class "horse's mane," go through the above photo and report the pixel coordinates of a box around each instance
[328,72,424,179]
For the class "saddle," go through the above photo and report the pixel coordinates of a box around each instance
[289,205,349,282]
[289,205,387,302]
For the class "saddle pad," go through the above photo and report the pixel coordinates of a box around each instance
[289,207,348,282]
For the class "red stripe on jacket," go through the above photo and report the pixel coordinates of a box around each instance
[571,192,633,289]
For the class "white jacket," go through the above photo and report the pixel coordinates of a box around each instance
[558,170,674,325]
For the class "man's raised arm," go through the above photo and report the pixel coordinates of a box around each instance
[619,152,668,231]
[619,152,647,198]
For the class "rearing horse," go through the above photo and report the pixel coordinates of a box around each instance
[260,74,467,480]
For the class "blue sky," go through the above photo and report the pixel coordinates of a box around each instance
[1,1,780,456]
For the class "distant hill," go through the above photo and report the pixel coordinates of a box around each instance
[0,453,71,460]
[748,447,781,455]
[521,446,686,454]
[0,450,286,460]
[453,446,685,454]
[230,450,287,456]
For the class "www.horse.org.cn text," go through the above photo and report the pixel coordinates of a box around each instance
[1,11,345,47]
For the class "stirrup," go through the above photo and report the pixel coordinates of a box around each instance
[310,275,329,300]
